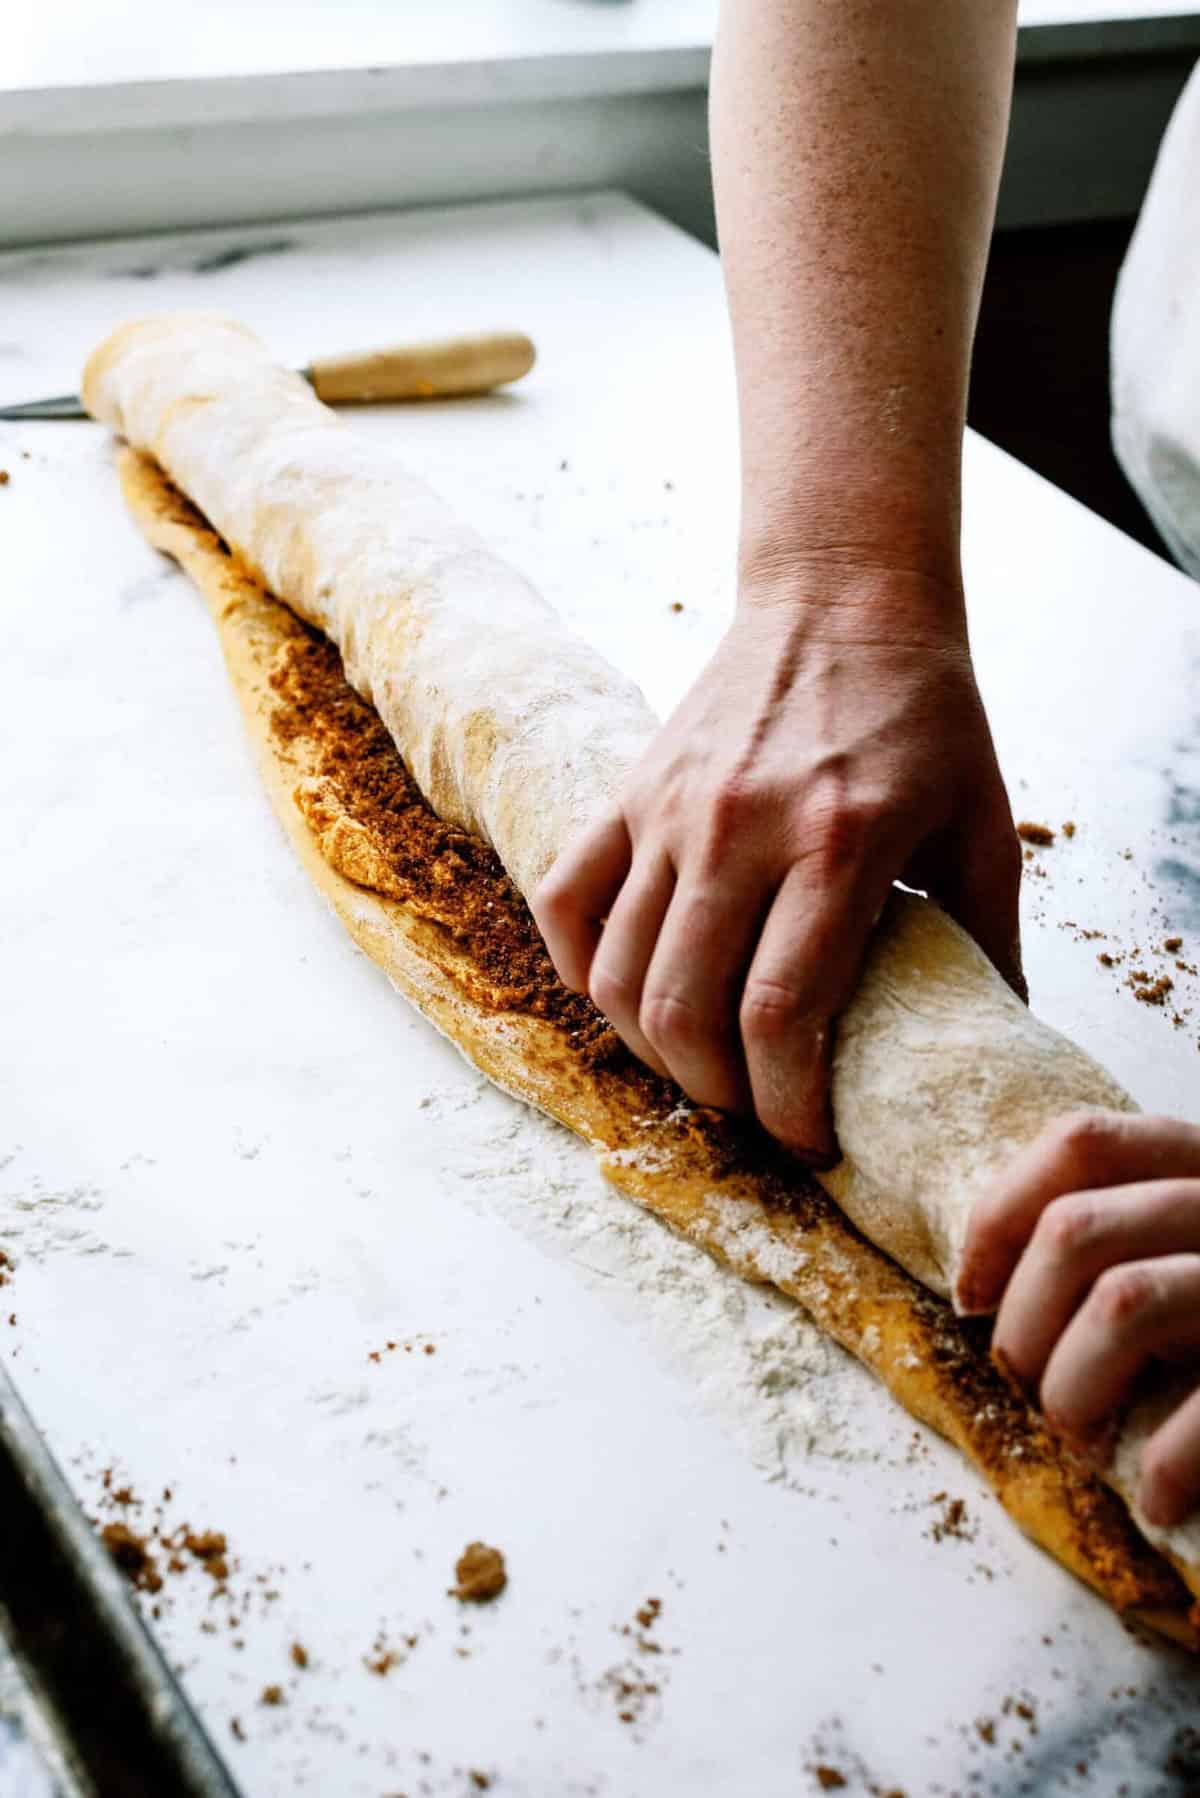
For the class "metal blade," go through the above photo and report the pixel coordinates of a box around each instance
[0,393,89,420]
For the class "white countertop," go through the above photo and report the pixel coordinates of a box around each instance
[2,193,1200,1798]
[5,0,1198,135]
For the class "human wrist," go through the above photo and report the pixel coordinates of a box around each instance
[736,538,969,647]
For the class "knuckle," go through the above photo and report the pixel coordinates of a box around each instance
[802,787,878,873]
[1092,1264,1158,1330]
[640,991,702,1053]
[588,964,636,1021]
[708,773,755,830]
[1044,1110,1114,1180]
[1036,1193,1097,1261]
[740,979,804,1045]
[533,872,573,924]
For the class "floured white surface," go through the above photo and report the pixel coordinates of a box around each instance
[3,195,1200,1796]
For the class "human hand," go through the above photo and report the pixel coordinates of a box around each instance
[958,1111,1200,1527]
[532,565,1023,1163]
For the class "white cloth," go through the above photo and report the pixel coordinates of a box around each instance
[1112,62,1200,579]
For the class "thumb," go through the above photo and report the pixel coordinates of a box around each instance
[934,808,1026,1002]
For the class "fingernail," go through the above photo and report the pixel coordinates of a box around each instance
[954,1274,1000,1318]
[1050,1413,1117,1471]
[791,1141,841,1174]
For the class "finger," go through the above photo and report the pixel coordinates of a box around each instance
[637,866,776,1112]
[1038,1253,1200,1451]
[992,1178,1200,1390]
[531,811,632,992]
[1139,1378,1200,1529]
[932,803,1025,999]
[740,849,895,1165]
[956,1112,1200,1316]
[587,852,677,1076]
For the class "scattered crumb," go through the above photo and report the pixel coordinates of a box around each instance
[290,1641,308,1670]
[928,1493,975,1543]
[100,1522,163,1594]
[976,1718,996,1745]
[259,1685,283,1706]
[468,1775,491,1792]
[451,1542,507,1603]
[230,1717,246,1742]
[669,601,684,613]
[182,1528,229,1582]
[1165,936,1183,953]
[1062,820,1076,838]
[1129,972,1173,1007]
[1016,821,1055,846]
[1098,952,1115,967]
[0,470,9,486]
[813,1769,847,1791]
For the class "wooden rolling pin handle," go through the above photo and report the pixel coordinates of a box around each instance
[306,331,536,404]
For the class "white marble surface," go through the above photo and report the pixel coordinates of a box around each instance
[2,193,1200,1797]
[4,0,1196,131]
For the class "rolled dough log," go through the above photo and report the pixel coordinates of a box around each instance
[113,448,1197,1641]
[85,318,1198,1607]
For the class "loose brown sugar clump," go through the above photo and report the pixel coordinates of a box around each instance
[451,1541,507,1603]
[1016,821,1055,847]
[101,1522,163,1594]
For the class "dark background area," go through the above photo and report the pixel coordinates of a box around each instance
[969,217,1167,561]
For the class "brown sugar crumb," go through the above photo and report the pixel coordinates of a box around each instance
[101,1522,163,1594]
[183,1529,229,1582]
[976,1718,996,1745]
[1062,820,1076,838]
[1017,821,1055,846]
[1165,936,1183,953]
[813,1769,847,1791]
[290,1641,309,1670]
[635,1597,662,1631]
[451,1541,507,1603]
[0,470,9,486]
[424,1342,436,1356]
[469,1775,491,1792]
[1129,973,1173,1007]
[230,1717,246,1742]
[0,1250,11,1287]
[1098,953,1115,968]
[259,1685,284,1707]
[669,601,684,613]
[928,1493,975,1543]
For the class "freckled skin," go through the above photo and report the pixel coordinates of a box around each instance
[534,3,1200,1524]
[535,0,1024,1157]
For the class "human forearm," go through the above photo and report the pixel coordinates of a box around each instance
[711,0,1017,593]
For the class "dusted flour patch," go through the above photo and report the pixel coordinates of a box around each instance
[421,1077,879,1485]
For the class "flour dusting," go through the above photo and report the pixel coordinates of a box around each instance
[419,1077,882,1484]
